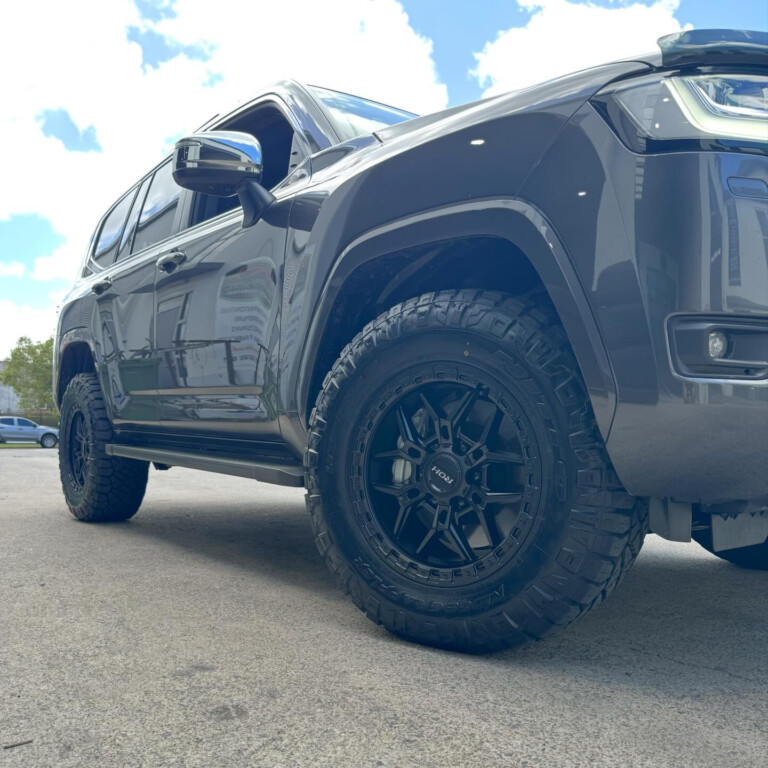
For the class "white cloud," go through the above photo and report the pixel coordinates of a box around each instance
[0,0,447,357]
[473,0,689,97]
[0,300,59,357]
[0,262,25,278]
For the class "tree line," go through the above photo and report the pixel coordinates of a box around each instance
[0,336,56,414]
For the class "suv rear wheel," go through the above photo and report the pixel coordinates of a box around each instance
[306,290,647,652]
[59,373,148,522]
[40,433,57,449]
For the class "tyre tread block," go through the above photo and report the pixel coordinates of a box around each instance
[58,373,148,523]
[305,290,647,652]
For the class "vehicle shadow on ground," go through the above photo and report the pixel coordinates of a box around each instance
[113,497,768,681]
[112,496,336,593]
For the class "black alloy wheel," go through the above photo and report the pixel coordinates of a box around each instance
[67,412,89,486]
[364,380,540,584]
[306,290,647,653]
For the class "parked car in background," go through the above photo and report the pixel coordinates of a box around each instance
[53,29,768,652]
[0,417,59,447]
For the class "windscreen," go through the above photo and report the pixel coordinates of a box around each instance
[308,86,416,141]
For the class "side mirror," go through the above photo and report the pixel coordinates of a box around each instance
[172,131,274,227]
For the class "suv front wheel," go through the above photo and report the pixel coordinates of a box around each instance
[306,290,647,653]
[59,373,148,522]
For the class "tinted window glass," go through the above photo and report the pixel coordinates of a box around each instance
[93,188,138,266]
[133,161,180,253]
[17,418,35,427]
[117,176,151,261]
[190,191,241,228]
[0,417,14,425]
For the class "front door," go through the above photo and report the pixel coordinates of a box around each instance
[152,100,307,438]
[153,202,292,436]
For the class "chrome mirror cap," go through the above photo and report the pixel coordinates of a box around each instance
[172,131,264,197]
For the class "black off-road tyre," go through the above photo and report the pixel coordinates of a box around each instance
[59,373,148,522]
[692,528,768,570]
[306,290,647,653]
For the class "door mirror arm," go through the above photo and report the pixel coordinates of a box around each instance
[238,180,275,228]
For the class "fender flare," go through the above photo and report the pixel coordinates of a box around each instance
[54,328,98,408]
[298,196,618,440]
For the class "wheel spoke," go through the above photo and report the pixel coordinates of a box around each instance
[396,406,419,446]
[450,387,480,431]
[482,491,524,506]
[68,412,89,489]
[478,406,504,446]
[372,449,410,461]
[479,507,502,548]
[414,392,444,447]
[415,525,437,555]
[484,450,525,465]
[393,494,425,537]
[445,522,477,562]
[463,408,505,467]
[464,495,496,546]
[417,392,439,425]
[394,406,426,462]
[372,483,410,498]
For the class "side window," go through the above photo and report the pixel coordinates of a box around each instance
[17,418,36,428]
[117,176,151,261]
[188,104,299,229]
[93,187,138,267]
[0,417,14,425]
[133,160,181,253]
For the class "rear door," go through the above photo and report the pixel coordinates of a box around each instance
[88,161,183,428]
[152,98,310,438]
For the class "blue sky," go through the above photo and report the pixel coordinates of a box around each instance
[0,0,766,356]
[401,0,768,106]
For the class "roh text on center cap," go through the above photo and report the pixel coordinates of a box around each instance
[426,453,463,497]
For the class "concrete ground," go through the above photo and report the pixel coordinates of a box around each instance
[1,449,766,768]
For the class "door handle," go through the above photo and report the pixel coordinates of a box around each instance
[91,277,112,296]
[156,250,187,273]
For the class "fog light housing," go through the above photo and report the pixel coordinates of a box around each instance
[708,331,728,359]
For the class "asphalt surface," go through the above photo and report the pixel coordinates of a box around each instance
[1,449,766,768]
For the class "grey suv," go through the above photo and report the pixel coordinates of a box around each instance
[53,30,768,652]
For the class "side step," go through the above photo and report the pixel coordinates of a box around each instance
[105,444,305,487]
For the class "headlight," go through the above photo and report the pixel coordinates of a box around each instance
[593,72,768,152]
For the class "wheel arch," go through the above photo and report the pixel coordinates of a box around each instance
[55,333,97,408]
[299,197,617,441]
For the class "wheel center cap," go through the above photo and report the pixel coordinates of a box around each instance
[425,453,463,497]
